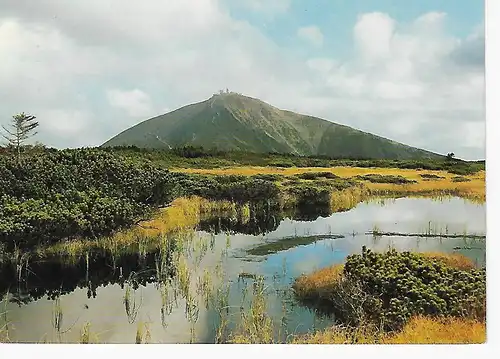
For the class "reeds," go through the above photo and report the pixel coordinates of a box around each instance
[228,276,274,344]
[79,322,101,344]
[0,292,10,343]
[123,278,142,324]
[37,196,240,258]
[135,321,151,344]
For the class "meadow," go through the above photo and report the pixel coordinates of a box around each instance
[0,146,487,344]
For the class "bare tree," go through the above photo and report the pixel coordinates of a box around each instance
[1,112,39,162]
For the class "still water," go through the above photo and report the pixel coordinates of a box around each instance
[0,197,486,343]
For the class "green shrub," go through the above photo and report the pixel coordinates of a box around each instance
[451,176,472,183]
[420,174,445,180]
[355,174,417,185]
[0,149,176,250]
[294,172,339,180]
[250,174,283,182]
[341,247,486,332]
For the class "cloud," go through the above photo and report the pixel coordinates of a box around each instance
[297,25,324,47]
[235,0,291,15]
[354,12,395,62]
[298,11,484,159]
[106,89,155,118]
[0,2,485,159]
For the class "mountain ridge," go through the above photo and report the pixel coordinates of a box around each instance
[102,92,444,160]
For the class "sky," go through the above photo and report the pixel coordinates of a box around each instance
[0,0,485,160]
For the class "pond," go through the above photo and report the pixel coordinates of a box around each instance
[0,197,486,343]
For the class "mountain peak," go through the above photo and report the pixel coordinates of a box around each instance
[102,94,443,160]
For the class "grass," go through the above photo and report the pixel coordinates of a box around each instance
[175,166,485,203]
[226,277,275,344]
[419,252,477,271]
[292,316,486,344]
[365,230,486,240]
[37,196,238,258]
[0,159,486,344]
[292,263,345,301]
[27,165,483,259]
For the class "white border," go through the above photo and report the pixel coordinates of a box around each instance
[1,0,498,357]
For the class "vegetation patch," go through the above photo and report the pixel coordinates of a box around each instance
[366,230,486,240]
[293,248,486,332]
[420,173,445,180]
[292,315,485,344]
[452,176,472,183]
[293,171,339,180]
[0,148,177,251]
[246,234,344,256]
[354,174,417,185]
[109,145,485,176]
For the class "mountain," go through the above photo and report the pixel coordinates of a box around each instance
[102,92,443,160]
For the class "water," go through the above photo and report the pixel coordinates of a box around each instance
[0,197,486,343]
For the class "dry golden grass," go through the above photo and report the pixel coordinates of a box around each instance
[175,167,485,203]
[293,264,344,300]
[137,196,236,236]
[330,186,369,212]
[382,316,486,344]
[292,316,486,344]
[420,252,477,271]
[38,166,484,257]
[39,196,238,257]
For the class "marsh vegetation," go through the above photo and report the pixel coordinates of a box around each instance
[0,147,486,344]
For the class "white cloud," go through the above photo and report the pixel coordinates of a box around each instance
[297,25,324,47]
[40,109,91,137]
[106,89,155,118]
[354,12,395,62]
[0,3,485,160]
[236,0,290,15]
[306,58,337,73]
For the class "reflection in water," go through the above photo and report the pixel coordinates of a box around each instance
[198,213,282,236]
[0,250,176,307]
[0,197,486,343]
[197,205,334,236]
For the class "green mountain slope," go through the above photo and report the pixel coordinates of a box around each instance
[102,93,443,160]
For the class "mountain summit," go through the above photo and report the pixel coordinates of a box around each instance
[102,92,442,160]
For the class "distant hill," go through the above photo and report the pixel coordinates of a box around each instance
[102,92,444,160]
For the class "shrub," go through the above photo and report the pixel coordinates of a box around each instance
[294,172,339,180]
[342,247,486,331]
[420,174,445,180]
[295,248,486,333]
[355,174,417,185]
[0,149,177,250]
[451,176,472,183]
[250,174,283,182]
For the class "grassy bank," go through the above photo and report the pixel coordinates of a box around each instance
[0,147,484,258]
[36,196,237,258]
[292,315,486,344]
[292,250,486,344]
[177,166,485,202]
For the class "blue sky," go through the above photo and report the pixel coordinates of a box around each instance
[228,0,484,60]
[0,0,486,159]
